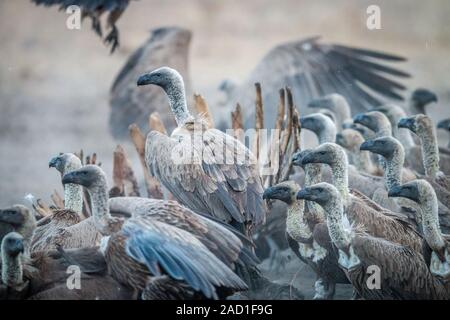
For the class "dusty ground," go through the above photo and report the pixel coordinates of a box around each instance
[1,0,450,299]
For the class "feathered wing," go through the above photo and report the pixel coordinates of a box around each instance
[107,197,259,268]
[107,218,247,299]
[109,27,192,139]
[351,235,448,299]
[230,37,410,128]
[146,129,267,233]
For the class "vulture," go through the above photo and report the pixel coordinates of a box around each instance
[139,67,266,237]
[31,153,101,252]
[389,180,450,293]
[299,143,423,253]
[263,179,349,300]
[31,0,135,53]
[110,27,192,139]
[0,232,134,300]
[297,182,448,300]
[0,205,36,257]
[110,30,411,137]
[61,165,249,299]
[408,88,438,116]
[360,136,450,233]
[399,114,450,176]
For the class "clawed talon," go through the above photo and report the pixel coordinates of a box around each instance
[104,26,119,53]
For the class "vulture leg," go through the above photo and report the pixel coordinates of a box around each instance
[105,9,124,53]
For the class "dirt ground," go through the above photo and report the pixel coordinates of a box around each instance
[0,0,450,299]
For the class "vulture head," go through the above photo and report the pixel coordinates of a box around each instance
[62,165,106,190]
[336,129,365,151]
[360,136,401,161]
[353,111,391,134]
[49,153,82,175]
[411,88,438,113]
[292,149,313,168]
[1,232,24,259]
[263,181,299,205]
[300,113,336,142]
[137,66,183,91]
[300,143,344,167]
[437,118,450,131]
[0,205,32,228]
[398,114,433,136]
[388,180,423,203]
[296,182,338,207]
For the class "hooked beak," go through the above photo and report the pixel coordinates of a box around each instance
[296,189,310,200]
[48,156,59,168]
[359,140,374,152]
[398,117,415,129]
[62,171,77,185]
[137,74,152,86]
[262,187,275,200]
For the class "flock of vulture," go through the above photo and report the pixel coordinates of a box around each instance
[1,0,448,300]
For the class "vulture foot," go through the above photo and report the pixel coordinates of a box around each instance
[105,25,119,54]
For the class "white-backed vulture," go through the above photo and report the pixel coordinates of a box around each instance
[409,88,438,115]
[109,27,192,139]
[360,136,450,233]
[0,205,36,257]
[1,232,134,300]
[399,114,450,176]
[31,153,101,252]
[31,0,135,53]
[139,67,266,237]
[307,94,353,130]
[389,180,450,294]
[263,180,349,300]
[300,143,423,253]
[297,182,448,300]
[61,165,249,299]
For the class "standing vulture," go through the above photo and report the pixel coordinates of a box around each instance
[31,0,134,53]
[110,29,411,136]
[139,67,266,237]
[110,27,192,139]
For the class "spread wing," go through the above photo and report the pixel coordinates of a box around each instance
[145,129,267,232]
[230,37,411,128]
[115,218,247,299]
[109,27,192,139]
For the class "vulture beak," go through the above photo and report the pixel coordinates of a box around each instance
[353,113,372,128]
[388,184,419,202]
[437,119,450,130]
[48,156,59,168]
[296,188,312,200]
[292,152,303,166]
[412,89,438,105]
[137,74,152,86]
[359,140,375,152]
[262,187,275,200]
[300,151,318,166]
[62,171,79,185]
[398,117,415,130]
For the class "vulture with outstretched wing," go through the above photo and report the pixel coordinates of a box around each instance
[31,0,133,53]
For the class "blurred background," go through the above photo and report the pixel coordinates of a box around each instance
[1,0,450,206]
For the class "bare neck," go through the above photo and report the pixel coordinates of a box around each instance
[418,126,440,177]
[88,182,113,235]
[330,154,349,203]
[63,163,83,215]
[1,251,23,288]
[305,164,325,221]
[384,149,404,191]
[419,190,445,253]
[286,198,312,241]
[323,196,351,250]
[165,80,192,127]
